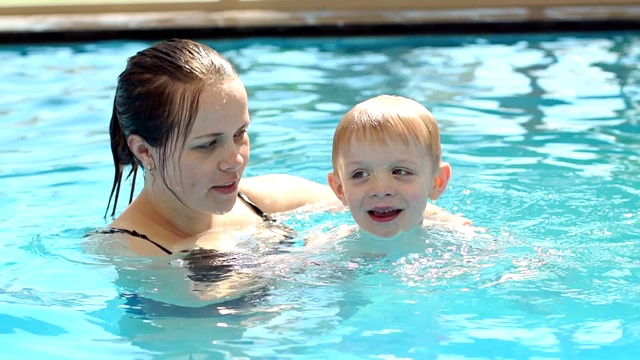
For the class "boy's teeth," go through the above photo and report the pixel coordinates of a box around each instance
[370,208,397,214]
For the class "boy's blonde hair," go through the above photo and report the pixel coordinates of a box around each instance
[331,95,442,174]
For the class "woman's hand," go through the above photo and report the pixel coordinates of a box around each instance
[424,203,472,227]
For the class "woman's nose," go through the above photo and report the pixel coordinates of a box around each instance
[219,143,245,172]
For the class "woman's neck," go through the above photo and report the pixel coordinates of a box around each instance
[148,187,221,235]
[112,187,218,247]
[110,185,265,253]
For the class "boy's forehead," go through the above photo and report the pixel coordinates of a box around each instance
[340,136,430,158]
[341,128,422,147]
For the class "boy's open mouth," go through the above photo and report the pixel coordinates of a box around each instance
[367,208,402,222]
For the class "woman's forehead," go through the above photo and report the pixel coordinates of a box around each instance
[189,81,249,137]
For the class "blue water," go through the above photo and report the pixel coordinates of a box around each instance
[1,32,639,359]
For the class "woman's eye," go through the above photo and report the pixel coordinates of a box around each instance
[234,129,247,140]
[196,140,218,150]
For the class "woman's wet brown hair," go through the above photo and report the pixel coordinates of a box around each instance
[106,39,238,217]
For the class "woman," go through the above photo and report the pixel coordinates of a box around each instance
[95,38,336,257]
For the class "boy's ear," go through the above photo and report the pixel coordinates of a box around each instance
[327,172,347,205]
[127,134,154,168]
[429,162,451,201]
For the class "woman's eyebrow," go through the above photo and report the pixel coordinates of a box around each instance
[192,121,250,140]
[192,132,223,140]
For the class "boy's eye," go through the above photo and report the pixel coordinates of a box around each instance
[350,170,368,179]
[392,168,413,176]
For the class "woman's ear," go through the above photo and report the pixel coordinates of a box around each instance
[127,134,154,168]
[429,162,451,201]
[327,172,347,205]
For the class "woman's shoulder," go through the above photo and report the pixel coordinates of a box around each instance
[83,227,138,256]
[240,174,307,187]
[84,226,175,256]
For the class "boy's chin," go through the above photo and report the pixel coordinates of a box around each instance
[359,226,421,240]
[356,226,394,240]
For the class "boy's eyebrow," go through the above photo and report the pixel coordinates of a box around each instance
[343,157,422,166]
[341,159,367,167]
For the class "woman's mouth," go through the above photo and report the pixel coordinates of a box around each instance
[211,181,238,195]
[367,208,402,222]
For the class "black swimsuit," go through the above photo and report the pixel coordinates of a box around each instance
[97,228,173,254]
[90,191,295,254]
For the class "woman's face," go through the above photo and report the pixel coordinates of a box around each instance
[154,78,251,215]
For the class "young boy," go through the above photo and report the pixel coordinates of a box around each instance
[327,94,464,239]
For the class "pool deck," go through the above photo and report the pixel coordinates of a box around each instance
[1,0,639,43]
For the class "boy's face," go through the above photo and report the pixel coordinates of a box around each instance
[328,137,450,239]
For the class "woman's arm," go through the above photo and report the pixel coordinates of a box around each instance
[239,174,339,214]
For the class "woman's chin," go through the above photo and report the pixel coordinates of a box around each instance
[208,202,236,215]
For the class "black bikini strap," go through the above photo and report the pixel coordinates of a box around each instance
[110,228,173,255]
[237,191,274,222]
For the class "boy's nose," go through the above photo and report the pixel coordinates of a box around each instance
[368,174,395,197]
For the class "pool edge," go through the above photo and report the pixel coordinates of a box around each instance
[1,2,639,43]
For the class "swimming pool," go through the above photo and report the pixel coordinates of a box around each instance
[1,31,639,358]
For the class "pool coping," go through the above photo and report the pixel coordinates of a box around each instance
[1,1,639,43]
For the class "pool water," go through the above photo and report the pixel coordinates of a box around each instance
[1,32,639,359]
